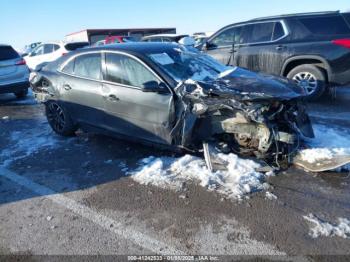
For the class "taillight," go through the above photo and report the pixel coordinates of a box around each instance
[62,52,67,56]
[332,39,350,49]
[15,59,26,66]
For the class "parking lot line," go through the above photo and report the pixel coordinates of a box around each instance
[0,166,185,255]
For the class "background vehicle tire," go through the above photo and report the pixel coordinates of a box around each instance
[45,101,77,136]
[287,64,326,101]
[14,88,28,99]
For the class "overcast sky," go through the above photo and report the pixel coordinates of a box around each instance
[1,0,349,48]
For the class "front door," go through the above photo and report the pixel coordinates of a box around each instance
[102,52,174,145]
[204,26,243,66]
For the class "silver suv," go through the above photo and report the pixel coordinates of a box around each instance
[0,45,30,98]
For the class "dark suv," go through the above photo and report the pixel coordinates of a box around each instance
[203,11,350,99]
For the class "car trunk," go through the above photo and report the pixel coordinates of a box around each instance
[0,46,25,84]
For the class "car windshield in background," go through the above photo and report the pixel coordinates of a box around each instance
[0,46,19,61]
[147,47,229,82]
[298,15,350,35]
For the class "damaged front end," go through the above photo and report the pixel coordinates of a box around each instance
[172,76,315,171]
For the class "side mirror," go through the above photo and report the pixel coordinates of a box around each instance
[142,81,168,94]
[203,42,215,51]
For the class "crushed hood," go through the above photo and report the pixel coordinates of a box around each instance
[182,67,307,102]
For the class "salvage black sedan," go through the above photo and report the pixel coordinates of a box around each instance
[30,43,314,169]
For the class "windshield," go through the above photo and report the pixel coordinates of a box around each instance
[147,46,230,82]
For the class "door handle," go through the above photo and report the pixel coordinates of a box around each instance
[63,84,72,91]
[229,49,238,54]
[107,94,120,102]
[276,45,286,51]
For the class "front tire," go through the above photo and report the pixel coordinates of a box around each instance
[287,64,326,101]
[45,101,77,136]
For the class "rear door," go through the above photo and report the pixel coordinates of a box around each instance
[236,21,289,75]
[204,26,243,66]
[59,52,105,126]
[101,52,174,144]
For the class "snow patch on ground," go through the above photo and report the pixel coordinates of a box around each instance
[300,125,350,167]
[0,122,60,166]
[130,153,270,200]
[303,214,350,239]
[130,124,350,199]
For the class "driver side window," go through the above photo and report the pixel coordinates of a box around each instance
[210,27,242,47]
[105,53,160,88]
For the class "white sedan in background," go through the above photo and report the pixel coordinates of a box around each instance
[24,42,89,70]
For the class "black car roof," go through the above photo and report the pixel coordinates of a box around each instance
[249,10,340,22]
[81,42,180,55]
[219,11,342,29]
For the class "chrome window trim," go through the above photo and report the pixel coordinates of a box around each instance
[58,50,172,93]
[208,20,290,48]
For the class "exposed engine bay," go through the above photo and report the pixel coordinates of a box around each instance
[171,78,328,172]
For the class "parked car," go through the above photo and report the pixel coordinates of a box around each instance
[193,35,208,49]
[105,35,138,44]
[93,40,106,47]
[203,11,350,100]
[0,44,29,98]
[24,42,89,70]
[22,42,42,57]
[30,43,314,169]
[142,34,195,44]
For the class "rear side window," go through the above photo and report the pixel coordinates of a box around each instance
[343,13,350,25]
[244,22,275,43]
[44,44,54,54]
[0,46,19,61]
[298,16,350,35]
[74,53,102,80]
[105,53,159,87]
[162,38,172,42]
[149,38,162,42]
[273,22,285,40]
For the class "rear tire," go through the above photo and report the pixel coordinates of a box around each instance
[45,101,77,137]
[14,88,28,99]
[287,64,326,101]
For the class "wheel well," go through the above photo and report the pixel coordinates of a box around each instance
[283,59,329,82]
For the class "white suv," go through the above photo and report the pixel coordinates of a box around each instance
[0,45,29,98]
[24,42,89,70]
